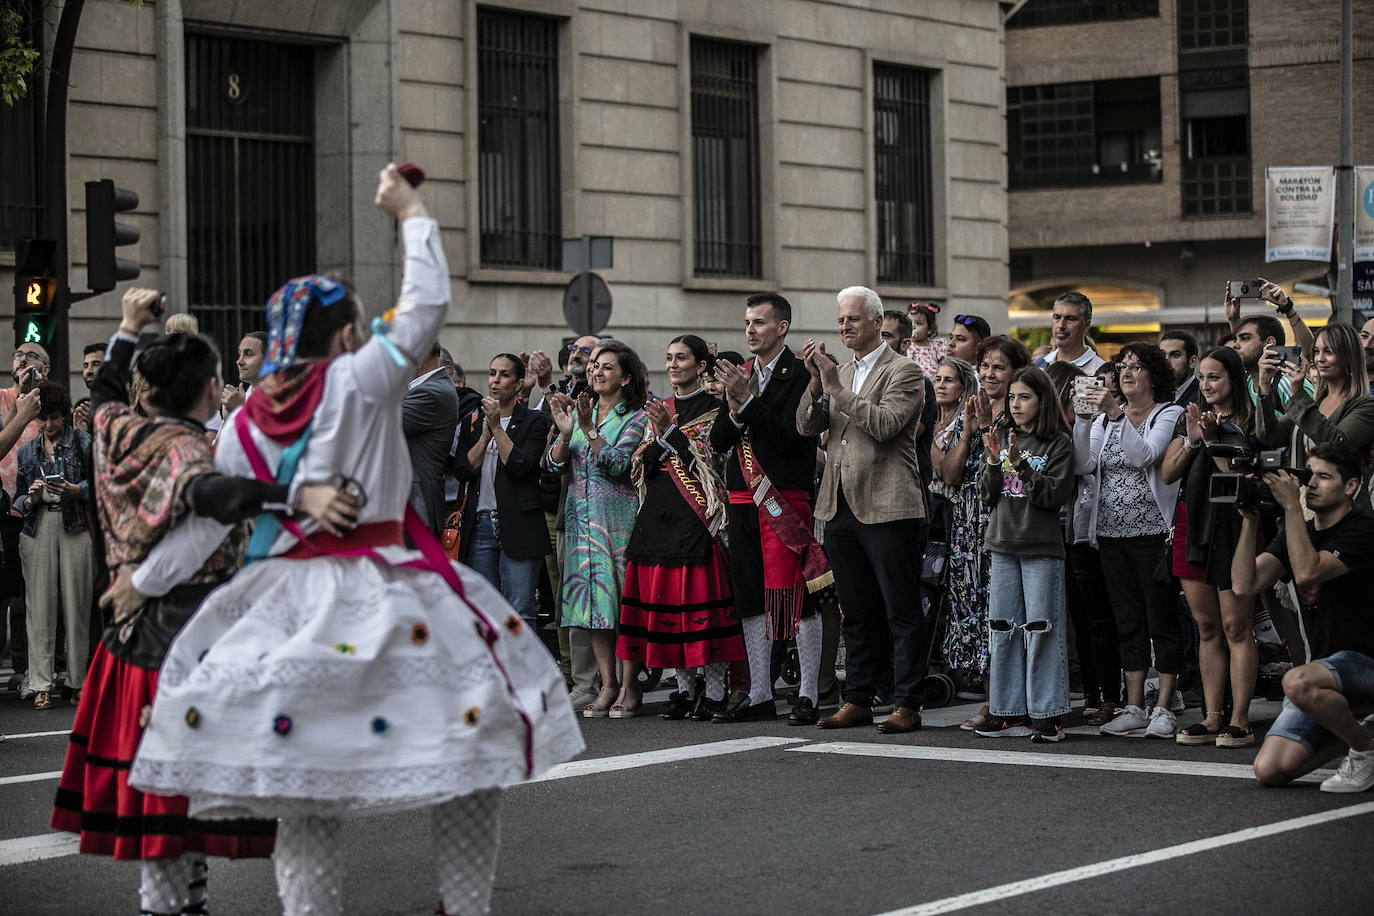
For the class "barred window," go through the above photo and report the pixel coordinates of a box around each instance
[1008,0,1159,29]
[874,63,935,287]
[477,9,561,270]
[0,0,44,250]
[691,37,762,278]
[1178,0,1248,51]
[1008,78,1162,190]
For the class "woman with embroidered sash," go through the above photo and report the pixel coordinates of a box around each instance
[615,335,745,721]
[50,289,359,916]
[124,166,583,916]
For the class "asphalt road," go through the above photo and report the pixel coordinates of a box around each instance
[3,682,1372,915]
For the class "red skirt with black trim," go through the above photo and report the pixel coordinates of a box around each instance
[616,544,745,668]
[49,643,275,860]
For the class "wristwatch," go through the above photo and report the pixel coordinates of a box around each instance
[586,427,601,441]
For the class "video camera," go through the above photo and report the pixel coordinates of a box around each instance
[1208,435,1311,514]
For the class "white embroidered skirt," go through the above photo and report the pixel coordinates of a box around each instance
[129,553,584,819]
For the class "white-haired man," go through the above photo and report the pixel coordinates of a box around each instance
[798,286,928,733]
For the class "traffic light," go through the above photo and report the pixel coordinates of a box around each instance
[12,238,60,348]
[85,179,140,291]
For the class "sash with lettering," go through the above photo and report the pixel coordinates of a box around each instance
[631,396,726,538]
[733,395,833,638]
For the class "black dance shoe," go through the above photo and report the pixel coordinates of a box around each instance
[711,696,777,723]
[787,697,819,726]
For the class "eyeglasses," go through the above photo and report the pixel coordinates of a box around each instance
[1117,362,1146,374]
[14,350,47,366]
[566,344,593,356]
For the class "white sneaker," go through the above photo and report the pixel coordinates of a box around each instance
[17,672,33,701]
[1320,748,1374,794]
[1145,706,1177,739]
[1100,704,1149,736]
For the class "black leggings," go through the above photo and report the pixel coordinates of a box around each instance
[1067,542,1122,705]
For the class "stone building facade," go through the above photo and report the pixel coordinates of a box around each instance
[0,0,1008,389]
[1004,0,1373,348]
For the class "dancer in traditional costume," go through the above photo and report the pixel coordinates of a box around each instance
[50,290,360,916]
[127,166,584,916]
[615,335,745,721]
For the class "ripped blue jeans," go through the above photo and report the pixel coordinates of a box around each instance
[987,552,1071,720]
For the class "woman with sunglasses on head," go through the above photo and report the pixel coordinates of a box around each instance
[616,335,744,721]
[936,336,1030,727]
[1254,322,1374,498]
[905,302,948,380]
[1075,342,1186,739]
[1160,346,1260,747]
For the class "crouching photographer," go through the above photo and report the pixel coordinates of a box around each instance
[1230,442,1374,792]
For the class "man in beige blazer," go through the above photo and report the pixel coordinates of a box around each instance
[797,286,929,733]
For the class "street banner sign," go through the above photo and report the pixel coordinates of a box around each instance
[1355,165,1374,264]
[1265,166,1336,263]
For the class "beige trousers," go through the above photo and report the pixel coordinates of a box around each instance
[20,510,95,693]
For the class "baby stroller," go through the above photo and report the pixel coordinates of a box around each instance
[917,496,958,708]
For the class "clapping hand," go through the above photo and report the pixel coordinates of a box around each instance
[713,358,750,405]
[1197,407,1220,443]
[526,350,554,390]
[1005,431,1022,467]
[973,389,995,429]
[480,397,501,433]
[645,399,673,438]
[548,392,575,437]
[72,400,91,431]
[221,384,246,414]
[574,391,594,433]
[982,426,1002,461]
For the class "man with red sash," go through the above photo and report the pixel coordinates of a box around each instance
[709,293,832,725]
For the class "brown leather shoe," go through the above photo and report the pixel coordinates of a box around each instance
[877,706,922,733]
[818,702,873,729]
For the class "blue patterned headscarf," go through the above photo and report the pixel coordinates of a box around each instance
[260,274,348,375]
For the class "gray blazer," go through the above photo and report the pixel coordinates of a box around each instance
[797,345,926,525]
[403,369,461,535]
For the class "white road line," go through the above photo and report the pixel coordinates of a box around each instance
[2,729,70,741]
[0,771,62,787]
[0,736,808,867]
[0,833,79,867]
[789,742,1331,784]
[873,801,1374,915]
[532,736,807,782]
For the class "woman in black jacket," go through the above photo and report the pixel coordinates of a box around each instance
[457,353,553,626]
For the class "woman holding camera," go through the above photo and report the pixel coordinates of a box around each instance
[1161,347,1258,747]
[1255,322,1374,493]
[1074,343,1185,739]
[15,382,93,710]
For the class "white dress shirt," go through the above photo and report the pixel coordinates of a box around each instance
[851,343,886,393]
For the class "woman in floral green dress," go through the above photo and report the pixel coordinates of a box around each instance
[545,340,650,718]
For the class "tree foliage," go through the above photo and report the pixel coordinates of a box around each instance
[2,0,142,105]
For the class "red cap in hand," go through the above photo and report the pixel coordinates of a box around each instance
[397,162,426,188]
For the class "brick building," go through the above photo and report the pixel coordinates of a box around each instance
[0,0,1008,389]
[1004,0,1373,350]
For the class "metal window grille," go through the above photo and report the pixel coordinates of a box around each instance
[1008,83,1095,189]
[477,9,561,270]
[874,63,935,287]
[0,0,44,249]
[691,38,761,278]
[1008,0,1158,29]
[1182,156,1250,216]
[186,35,316,381]
[1178,0,1248,51]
